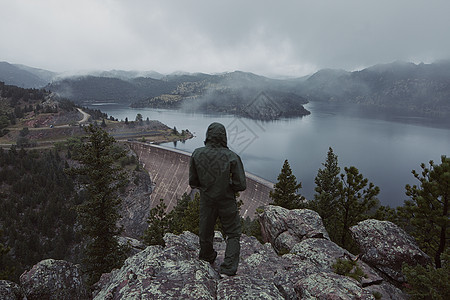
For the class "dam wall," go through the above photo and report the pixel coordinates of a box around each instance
[128,142,274,219]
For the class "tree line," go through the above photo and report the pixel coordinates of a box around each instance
[268,147,449,298]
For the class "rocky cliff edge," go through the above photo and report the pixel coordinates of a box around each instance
[1,205,431,299]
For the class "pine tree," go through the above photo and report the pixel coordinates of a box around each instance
[402,248,450,299]
[135,113,143,124]
[167,193,191,234]
[401,156,449,268]
[269,159,305,209]
[181,192,201,235]
[0,229,14,280]
[337,166,380,251]
[142,199,169,246]
[67,125,128,285]
[311,147,342,229]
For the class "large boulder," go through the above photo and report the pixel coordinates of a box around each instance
[92,232,219,299]
[350,219,432,283]
[259,205,329,253]
[295,271,375,299]
[217,275,285,299]
[19,259,89,300]
[0,280,24,300]
[290,238,383,287]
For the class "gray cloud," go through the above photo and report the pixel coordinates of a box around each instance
[1,0,449,77]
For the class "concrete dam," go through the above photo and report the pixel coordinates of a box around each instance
[128,142,274,219]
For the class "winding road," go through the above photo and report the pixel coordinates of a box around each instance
[76,108,90,124]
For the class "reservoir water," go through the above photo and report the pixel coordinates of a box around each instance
[88,102,450,208]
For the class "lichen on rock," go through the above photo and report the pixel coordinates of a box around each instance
[350,219,432,283]
[11,205,417,299]
[19,259,89,300]
[259,205,329,254]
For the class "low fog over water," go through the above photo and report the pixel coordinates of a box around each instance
[90,102,450,208]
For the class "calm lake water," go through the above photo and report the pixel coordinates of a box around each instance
[88,102,450,208]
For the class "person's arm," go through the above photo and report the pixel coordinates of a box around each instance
[189,155,201,189]
[230,155,246,192]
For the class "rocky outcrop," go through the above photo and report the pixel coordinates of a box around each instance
[93,232,218,299]
[117,236,147,256]
[290,238,383,287]
[350,219,432,283]
[19,259,89,300]
[92,205,406,299]
[259,205,329,253]
[11,205,417,299]
[0,280,24,300]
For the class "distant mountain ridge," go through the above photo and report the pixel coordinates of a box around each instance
[0,61,54,88]
[296,60,450,117]
[2,60,450,118]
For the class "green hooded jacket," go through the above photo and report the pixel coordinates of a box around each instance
[189,122,246,201]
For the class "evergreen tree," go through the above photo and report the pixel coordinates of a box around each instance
[67,125,127,285]
[402,248,450,299]
[401,156,449,268]
[0,229,14,280]
[269,159,305,209]
[142,199,169,246]
[135,113,143,123]
[336,166,380,251]
[181,192,200,235]
[311,147,342,229]
[143,193,201,246]
[167,193,191,234]
[241,214,263,243]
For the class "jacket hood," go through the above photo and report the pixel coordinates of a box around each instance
[204,122,228,148]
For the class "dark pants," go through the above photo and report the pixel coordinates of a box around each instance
[199,196,241,275]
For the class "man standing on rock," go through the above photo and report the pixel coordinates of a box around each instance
[189,122,247,276]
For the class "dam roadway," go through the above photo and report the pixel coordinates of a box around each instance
[128,142,274,219]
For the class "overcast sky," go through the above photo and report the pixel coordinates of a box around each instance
[1,0,449,77]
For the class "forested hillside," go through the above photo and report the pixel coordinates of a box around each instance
[0,62,52,88]
[296,60,450,117]
[0,147,79,281]
[47,76,177,104]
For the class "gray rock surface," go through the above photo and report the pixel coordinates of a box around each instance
[295,272,375,299]
[291,238,383,287]
[92,232,219,299]
[259,205,329,253]
[117,235,147,256]
[118,168,153,239]
[0,280,24,300]
[19,259,89,300]
[92,229,406,299]
[350,219,432,283]
[13,206,415,299]
[217,275,285,299]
